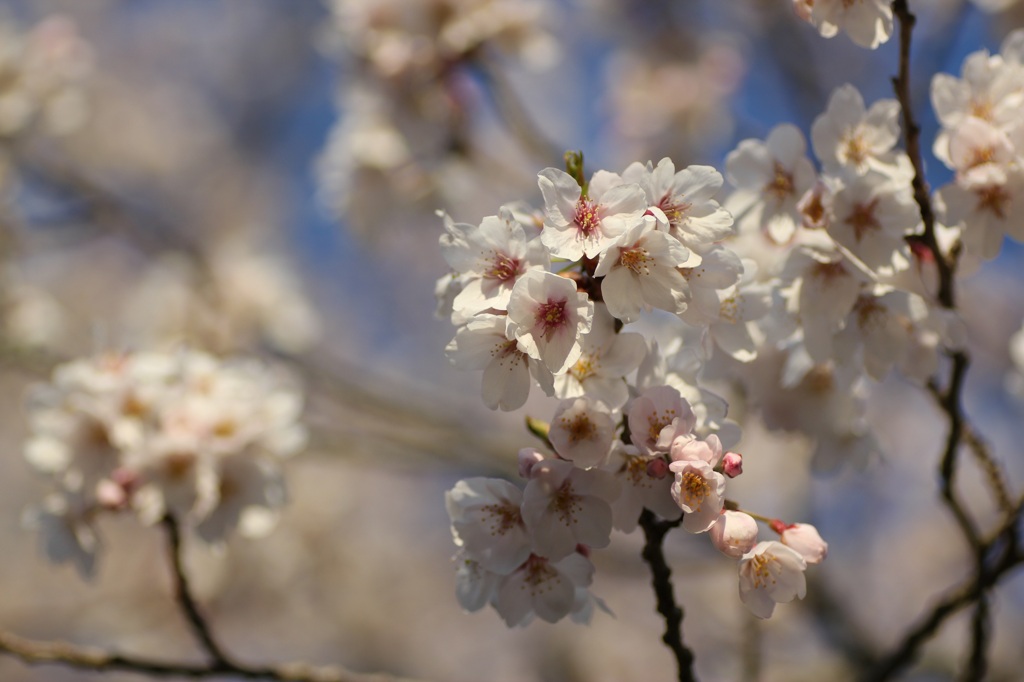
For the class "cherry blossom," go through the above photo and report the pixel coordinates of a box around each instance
[547,397,616,469]
[811,84,909,180]
[603,442,680,533]
[726,124,817,244]
[537,167,647,261]
[521,459,619,561]
[738,541,808,619]
[621,158,735,249]
[493,552,596,626]
[627,385,696,457]
[506,270,594,374]
[669,458,726,533]
[445,314,555,411]
[553,303,647,409]
[446,477,532,574]
[439,207,549,318]
[594,214,696,322]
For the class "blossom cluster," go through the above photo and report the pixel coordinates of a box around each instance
[932,31,1024,260]
[22,349,306,578]
[435,19,1023,635]
[437,155,828,623]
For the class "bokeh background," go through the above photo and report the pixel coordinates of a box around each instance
[0,0,1023,680]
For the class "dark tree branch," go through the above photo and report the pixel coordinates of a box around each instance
[0,630,418,682]
[0,517,426,682]
[161,515,235,668]
[881,5,1024,682]
[859,523,1023,682]
[639,509,696,682]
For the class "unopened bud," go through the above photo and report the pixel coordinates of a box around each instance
[518,447,546,479]
[780,523,828,564]
[646,457,670,479]
[709,511,759,558]
[723,451,743,478]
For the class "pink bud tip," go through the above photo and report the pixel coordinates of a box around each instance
[723,451,743,478]
[646,458,669,479]
[518,448,546,479]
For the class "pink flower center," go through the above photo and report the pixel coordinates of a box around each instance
[809,260,848,282]
[551,480,583,525]
[619,245,652,274]
[485,252,522,282]
[843,132,868,166]
[645,405,679,445]
[764,162,795,202]
[562,412,596,443]
[535,298,568,340]
[658,193,693,230]
[854,295,887,332]
[569,355,596,382]
[976,184,1010,220]
[521,554,560,591]
[749,553,779,588]
[845,198,882,241]
[574,199,602,237]
[481,502,523,536]
[677,470,709,511]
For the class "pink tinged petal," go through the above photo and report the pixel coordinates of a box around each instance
[482,342,531,411]
[864,99,902,150]
[931,73,968,128]
[538,167,581,226]
[726,140,774,189]
[548,398,615,468]
[573,497,615,549]
[712,320,759,362]
[455,560,496,612]
[518,448,546,479]
[739,578,778,619]
[766,123,808,170]
[497,555,576,625]
[738,541,808,619]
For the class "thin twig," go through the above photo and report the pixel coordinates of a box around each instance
[881,6,1024,682]
[0,630,418,682]
[639,509,696,682]
[161,515,235,668]
[859,536,1023,682]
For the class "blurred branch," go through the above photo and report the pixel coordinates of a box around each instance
[639,510,696,682]
[860,498,1024,682]
[473,52,563,165]
[885,3,1024,680]
[0,630,420,682]
[0,516,427,682]
[161,515,235,668]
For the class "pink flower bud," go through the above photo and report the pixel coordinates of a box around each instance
[518,447,546,479]
[722,451,743,478]
[646,457,669,479]
[96,479,127,510]
[780,523,828,565]
[708,511,759,558]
